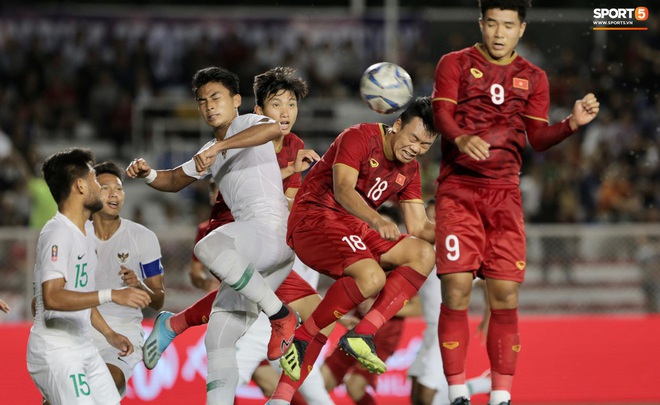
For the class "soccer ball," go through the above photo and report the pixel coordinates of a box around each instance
[359,62,413,114]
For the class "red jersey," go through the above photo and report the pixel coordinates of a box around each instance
[203,133,305,235]
[432,44,550,185]
[277,132,304,191]
[292,122,423,217]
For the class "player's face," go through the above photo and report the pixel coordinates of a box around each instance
[84,167,104,213]
[391,117,436,163]
[255,90,298,136]
[479,8,526,61]
[196,82,241,130]
[97,173,125,217]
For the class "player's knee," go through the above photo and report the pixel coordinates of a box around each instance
[354,268,386,297]
[415,242,436,275]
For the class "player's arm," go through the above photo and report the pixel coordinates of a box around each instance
[433,53,490,160]
[526,93,600,151]
[91,307,134,356]
[0,298,9,313]
[142,274,165,310]
[193,121,282,173]
[42,278,151,311]
[399,201,435,243]
[189,259,219,291]
[281,148,321,180]
[125,158,197,192]
[333,164,400,241]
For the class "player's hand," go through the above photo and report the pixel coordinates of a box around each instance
[193,142,222,174]
[125,158,152,179]
[111,287,151,309]
[107,332,134,357]
[373,216,400,241]
[0,298,9,314]
[118,266,140,288]
[455,135,490,161]
[293,149,321,173]
[568,93,600,130]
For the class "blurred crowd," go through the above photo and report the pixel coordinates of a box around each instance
[0,10,658,229]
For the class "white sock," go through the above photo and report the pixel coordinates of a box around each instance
[209,250,282,316]
[489,389,511,404]
[206,348,240,405]
[448,384,470,401]
[467,375,492,395]
[267,400,290,405]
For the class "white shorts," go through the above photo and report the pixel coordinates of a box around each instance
[27,344,120,405]
[408,322,446,392]
[91,322,144,396]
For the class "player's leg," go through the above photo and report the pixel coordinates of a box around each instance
[197,220,297,361]
[94,323,143,395]
[86,352,123,405]
[345,373,373,405]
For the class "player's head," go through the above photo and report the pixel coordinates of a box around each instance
[42,148,102,212]
[478,0,529,61]
[192,67,242,130]
[389,97,439,163]
[253,67,309,137]
[93,161,125,218]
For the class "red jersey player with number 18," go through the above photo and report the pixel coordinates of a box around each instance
[278,97,439,387]
[432,1,600,405]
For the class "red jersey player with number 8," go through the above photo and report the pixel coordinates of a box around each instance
[432,1,600,405]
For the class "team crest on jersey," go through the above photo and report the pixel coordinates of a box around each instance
[117,250,130,264]
[51,245,58,262]
[515,261,526,270]
[395,173,406,185]
[512,344,522,352]
[370,158,379,168]
[442,341,459,350]
[513,77,529,90]
[470,68,483,78]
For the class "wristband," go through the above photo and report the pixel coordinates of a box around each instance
[144,169,157,184]
[98,289,113,305]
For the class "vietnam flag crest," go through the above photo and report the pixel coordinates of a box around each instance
[513,77,529,90]
[395,173,406,186]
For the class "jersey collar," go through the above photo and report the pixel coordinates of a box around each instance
[474,43,518,66]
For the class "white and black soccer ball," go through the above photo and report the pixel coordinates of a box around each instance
[359,62,413,115]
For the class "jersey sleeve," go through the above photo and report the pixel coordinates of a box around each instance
[524,69,550,123]
[226,114,277,140]
[135,226,164,279]
[38,226,72,283]
[332,127,371,172]
[432,52,465,140]
[398,165,423,202]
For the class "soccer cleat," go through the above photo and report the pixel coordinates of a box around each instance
[267,304,298,360]
[143,311,176,370]
[279,338,308,381]
[337,329,387,374]
[487,402,510,405]
[451,398,471,405]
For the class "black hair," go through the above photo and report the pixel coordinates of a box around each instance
[93,161,123,181]
[42,148,95,204]
[253,67,309,108]
[192,67,240,98]
[479,0,531,22]
[399,97,440,138]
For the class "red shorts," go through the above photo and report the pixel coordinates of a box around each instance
[324,317,405,388]
[275,270,318,304]
[434,177,526,283]
[287,205,406,279]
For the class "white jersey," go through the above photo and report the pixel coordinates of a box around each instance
[86,219,163,325]
[28,212,98,363]
[183,114,289,223]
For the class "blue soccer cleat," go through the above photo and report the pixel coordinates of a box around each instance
[143,311,176,370]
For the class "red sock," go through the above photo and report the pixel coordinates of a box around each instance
[355,266,427,336]
[356,392,376,405]
[290,391,308,405]
[272,334,329,401]
[295,277,365,342]
[169,290,217,335]
[438,304,469,385]
[487,308,520,391]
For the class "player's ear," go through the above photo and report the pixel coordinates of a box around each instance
[254,105,263,115]
[519,21,527,38]
[233,93,242,109]
[392,118,402,134]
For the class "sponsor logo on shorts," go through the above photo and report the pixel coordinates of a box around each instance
[333,310,345,319]
[442,341,459,350]
[516,261,526,270]
[512,344,521,352]
[201,316,209,324]
[470,68,483,79]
